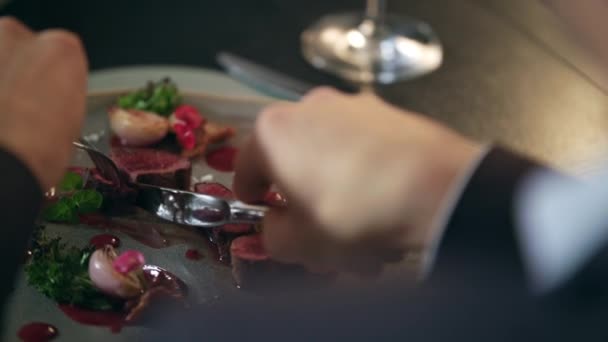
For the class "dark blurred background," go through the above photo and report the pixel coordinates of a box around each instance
[2,0,608,172]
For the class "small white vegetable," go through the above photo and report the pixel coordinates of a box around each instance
[108,108,169,147]
[88,246,145,299]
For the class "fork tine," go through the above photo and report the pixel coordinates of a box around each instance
[73,140,123,186]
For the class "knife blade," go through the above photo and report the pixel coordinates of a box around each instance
[216,52,316,101]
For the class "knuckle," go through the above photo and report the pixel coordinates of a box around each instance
[255,103,288,136]
[302,86,341,102]
[38,29,84,56]
[0,16,25,33]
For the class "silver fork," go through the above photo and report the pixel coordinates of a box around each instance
[72,140,269,228]
[73,140,124,186]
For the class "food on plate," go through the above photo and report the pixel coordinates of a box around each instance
[205,146,238,172]
[25,227,186,330]
[30,77,333,338]
[194,182,253,235]
[43,171,104,223]
[117,78,180,116]
[88,247,146,299]
[110,147,192,189]
[193,182,327,290]
[17,322,59,342]
[110,78,235,158]
[108,107,169,147]
[230,234,330,291]
[26,228,123,312]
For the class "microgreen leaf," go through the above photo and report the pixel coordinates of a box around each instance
[72,189,103,214]
[117,78,181,116]
[59,172,83,192]
[43,198,78,223]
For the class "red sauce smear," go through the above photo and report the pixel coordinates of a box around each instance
[89,234,121,249]
[59,305,126,333]
[17,322,58,342]
[205,146,238,172]
[79,214,168,249]
[185,249,202,260]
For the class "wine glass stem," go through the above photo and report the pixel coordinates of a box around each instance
[365,0,386,22]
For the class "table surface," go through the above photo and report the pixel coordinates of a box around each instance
[3,0,608,172]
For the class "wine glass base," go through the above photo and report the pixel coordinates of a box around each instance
[301,12,443,84]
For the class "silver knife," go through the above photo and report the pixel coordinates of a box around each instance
[216,52,315,101]
[136,183,268,228]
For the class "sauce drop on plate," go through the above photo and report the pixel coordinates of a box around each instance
[205,146,238,172]
[59,305,127,333]
[185,249,202,261]
[17,322,58,341]
[89,234,121,249]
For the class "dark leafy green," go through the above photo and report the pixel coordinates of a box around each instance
[43,173,103,223]
[25,228,122,311]
[72,189,103,214]
[59,171,83,191]
[117,78,181,116]
[43,198,78,223]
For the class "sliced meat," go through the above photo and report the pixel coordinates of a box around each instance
[205,146,238,172]
[88,168,137,211]
[230,234,331,293]
[111,147,191,190]
[194,182,233,199]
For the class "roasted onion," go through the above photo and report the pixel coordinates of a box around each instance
[88,246,145,299]
[108,107,169,147]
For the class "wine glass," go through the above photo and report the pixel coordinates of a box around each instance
[301,0,443,84]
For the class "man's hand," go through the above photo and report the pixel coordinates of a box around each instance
[0,17,87,191]
[234,88,482,274]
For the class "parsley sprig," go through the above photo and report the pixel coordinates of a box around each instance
[25,227,122,311]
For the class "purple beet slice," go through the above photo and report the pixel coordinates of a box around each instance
[111,147,191,190]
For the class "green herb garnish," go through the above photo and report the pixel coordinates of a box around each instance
[71,189,103,214]
[117,78,181,116]
[59,171,83,191]
[44,173,103,223]
[25,228,121,311]
[43,198,78,224]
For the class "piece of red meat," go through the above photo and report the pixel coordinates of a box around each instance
[230,234,332,292]
[111,147,191,190]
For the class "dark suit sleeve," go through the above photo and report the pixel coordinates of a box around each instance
[428,147,543,287]
[0,149,42,302]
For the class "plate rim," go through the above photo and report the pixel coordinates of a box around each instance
[87,87,278,106]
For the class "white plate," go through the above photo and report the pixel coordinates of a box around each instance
[88,65,272,100]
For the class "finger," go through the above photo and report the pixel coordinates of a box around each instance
[262,208,318,265]
[300,86,343,103]
[233,102,297,203]
[232,135,273,203]
[0,17,34,65]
